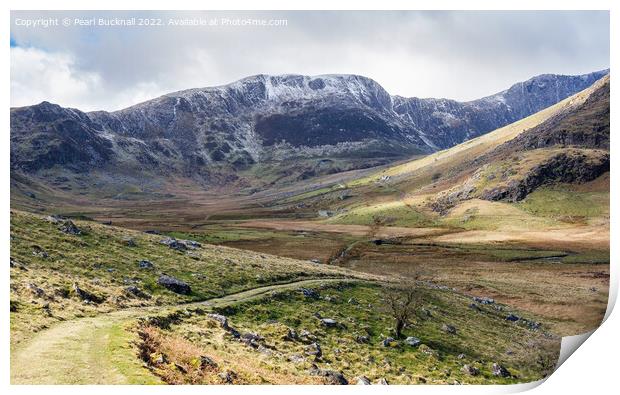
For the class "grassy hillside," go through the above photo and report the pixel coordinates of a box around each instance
[9,210,355,346]
[137,280,560,384]
[280,75,610,232]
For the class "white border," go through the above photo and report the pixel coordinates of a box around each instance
[2,2,617,395]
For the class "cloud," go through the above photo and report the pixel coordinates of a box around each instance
[11,47,102,109]
[10,10,610,111]
[10,47,168,110]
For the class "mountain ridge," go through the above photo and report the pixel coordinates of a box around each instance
[10,69,609,194]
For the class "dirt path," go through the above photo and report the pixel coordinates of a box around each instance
[11,278,357,385]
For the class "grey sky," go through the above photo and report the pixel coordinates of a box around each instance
[10,10,610,111]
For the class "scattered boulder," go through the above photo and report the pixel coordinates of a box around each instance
[58,219,82,235]
[207,313,240,338]
[317,210,334,218]
[45,215,63,224]
[32,246,48,258]
[461,365,480,376]
[151,353,167,364]
[320,318,339,328]
[442,324,457,334]
[208,313,231,329]
[157,275,191,295]
[241,332,264,348]
[356,335,370,344]
[218,370,237,384]
[182,239,202,249]
[404,336,422,347]
[160,237,187,251]
[418,344,436,356]
[300,288,320,299]
[309,366,348,385]
[492,363,511,377]
[506,314,520,322]
[382,337,398,347]
[283,328,299,341]
[473,296,495,304]
[72,282,103,303]
[199,355,218,369]
[124,285,151,299]
[304,342,323,359]
[299,329,317,343]
[26,283,46,298]
[138,260,154,269]
[122,237,137,247]
[310,259,321,264]
[11,258,27,271]
[356,376,371,385]
[288,354,306,364]
[376,378,389,385]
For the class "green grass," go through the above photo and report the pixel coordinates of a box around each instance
[9,210,351,346]
[329,202,434,227]
[159,281,559,384]
[516,186,609,219]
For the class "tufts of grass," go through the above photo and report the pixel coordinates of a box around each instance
[9,210,352,346]
[151,281,560,384]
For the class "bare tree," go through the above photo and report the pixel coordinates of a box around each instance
[383,282,423,339]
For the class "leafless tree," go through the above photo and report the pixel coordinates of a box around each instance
[383,280,423,339]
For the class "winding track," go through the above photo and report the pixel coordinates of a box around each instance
[11,278,358,384]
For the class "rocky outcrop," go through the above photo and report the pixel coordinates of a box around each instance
[157,275,191,295]
[480,151,609,202]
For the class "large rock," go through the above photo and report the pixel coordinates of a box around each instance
[382,337,398,347]
[305,342,323,359]
[320,318,339,328]
[309,366,348,385]
[157,275,191,295]
[300,288,320,299]
[160,237,187,251]
[492,363,511,377]
[241,332,264,348]
[404,336,422,347]
[58,219,82,235]
[442,324,457,334]
[207,313,240,338]
[72,282,103,303]
[461,365,480,376]
[138,259,154,269]
[124,285,151,299]
[356,376,371,385]
[26,283,46,298]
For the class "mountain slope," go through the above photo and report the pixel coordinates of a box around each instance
[291,74,609,230]
[10,70,608,201]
